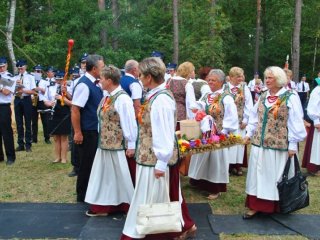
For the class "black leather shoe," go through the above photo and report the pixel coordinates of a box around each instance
[45,139,51,144]
[32,139,38,143]
[15,146,25,151]
[6,160,15,166]
[68,169,77,177]
[26,147,32,152]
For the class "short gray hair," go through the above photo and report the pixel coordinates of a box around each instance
[207,69,225,82]
[264,66,287,87]
[125,59,139,72]
[86,54,104,72]
[139,57,166,83]
[100,65,121,85]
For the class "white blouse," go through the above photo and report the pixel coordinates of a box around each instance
[307,86,320,125]
[198,88,238,134]
[185,79,211,119]
[246,87,306,151]
[226,82,253,124]
[146,83,176,172]
[105,86,138,149]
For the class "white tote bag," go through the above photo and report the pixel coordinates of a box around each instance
[136,178,183,235]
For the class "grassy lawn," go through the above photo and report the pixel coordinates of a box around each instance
[0,127,319,239]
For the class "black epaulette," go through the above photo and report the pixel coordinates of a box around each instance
[6,73,14,77]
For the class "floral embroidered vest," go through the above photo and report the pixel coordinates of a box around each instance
[136,89,179,167]
[192,81,208,101]
[98,90,127,150]
[204,92,229,132]
[167,78,187,121]
[225,83,245,124]
[251,91,292,151]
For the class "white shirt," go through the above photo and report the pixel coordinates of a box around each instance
[44,83,72,102]
[227,82,253,124]
[124,73,142,100]
[296,81,310,93]
[15,72,36,96]
[37,78,50,101]
[103,86,137,149]
[145,83,176,172]
[289,80,297,90]
[185,78,211,119]
[68,77,80,96]
[307,86,320,125]
[248,79,256,91]
[197,88,239,134]
[72,72,97,108]
[0,71,16,103]
[246,87,306,151]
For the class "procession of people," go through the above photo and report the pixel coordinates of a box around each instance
[0,51,318,239]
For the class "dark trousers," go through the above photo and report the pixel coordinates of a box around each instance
[0,104,16,161]
[14,96,32,148]
[75,130,98,202]
[70,127,80,173]
[31,101,49,142]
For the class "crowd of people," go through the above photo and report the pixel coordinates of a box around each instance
[0,51,320,239]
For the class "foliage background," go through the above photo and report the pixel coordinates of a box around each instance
[0,0,320,80]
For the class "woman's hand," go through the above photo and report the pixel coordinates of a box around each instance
[288,150,296,158]
[243,136,251,145]
[126,149,135,158]
[154,169,165,179]
[240,122,247,130]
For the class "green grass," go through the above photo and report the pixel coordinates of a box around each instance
[0,128,319,239]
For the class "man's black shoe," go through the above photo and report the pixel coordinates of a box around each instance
[6,160,15,166]
[68,169,77,177]
[45,139,51,144]
[0,157,4,162]
[26,147,32,152]
[32,139,38,143]
[15,146,25,151]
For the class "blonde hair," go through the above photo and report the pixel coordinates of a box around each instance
[229,67,244,77]
[176,62,195,79]
[264,66,287,87]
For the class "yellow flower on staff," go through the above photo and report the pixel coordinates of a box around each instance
[178,139,183,145]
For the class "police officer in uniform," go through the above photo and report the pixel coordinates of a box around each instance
[31,64,51,144]
[0,57,16,165]
[14,59,36,152]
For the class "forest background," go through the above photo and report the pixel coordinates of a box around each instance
[0,0,319,83]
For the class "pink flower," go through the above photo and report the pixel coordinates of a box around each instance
[211,135,220,143]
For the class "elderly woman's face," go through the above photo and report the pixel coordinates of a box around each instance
[207,74,223,92]
[229,74,244,86]
[265,72,278,90]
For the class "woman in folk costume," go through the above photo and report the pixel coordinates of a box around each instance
[44,71,72,163]
[167,61,195,128]
[85,65,137,216]
[121,57,196,240]
[225,67,253,176]
[188,69,239,200]
[185,66,211,119]
[243,66,306,219]
[302,82,320,176]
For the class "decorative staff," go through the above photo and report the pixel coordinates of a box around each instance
[284,54,289,70]
[61,39,74,106]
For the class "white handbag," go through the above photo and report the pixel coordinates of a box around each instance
[136,178,183,235]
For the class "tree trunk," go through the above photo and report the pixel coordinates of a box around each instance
[98,0,107,47]
[112,0,119,50]
[254,0,261,73]
[173,0,179,64]
[210,0,217,37]
[292,0,302,82]
[6,0,17,74]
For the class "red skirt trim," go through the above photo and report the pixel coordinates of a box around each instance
[245,194,279,213]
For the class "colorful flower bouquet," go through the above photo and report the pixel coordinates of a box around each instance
[177,133,243,157]
[177,111,244,157]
